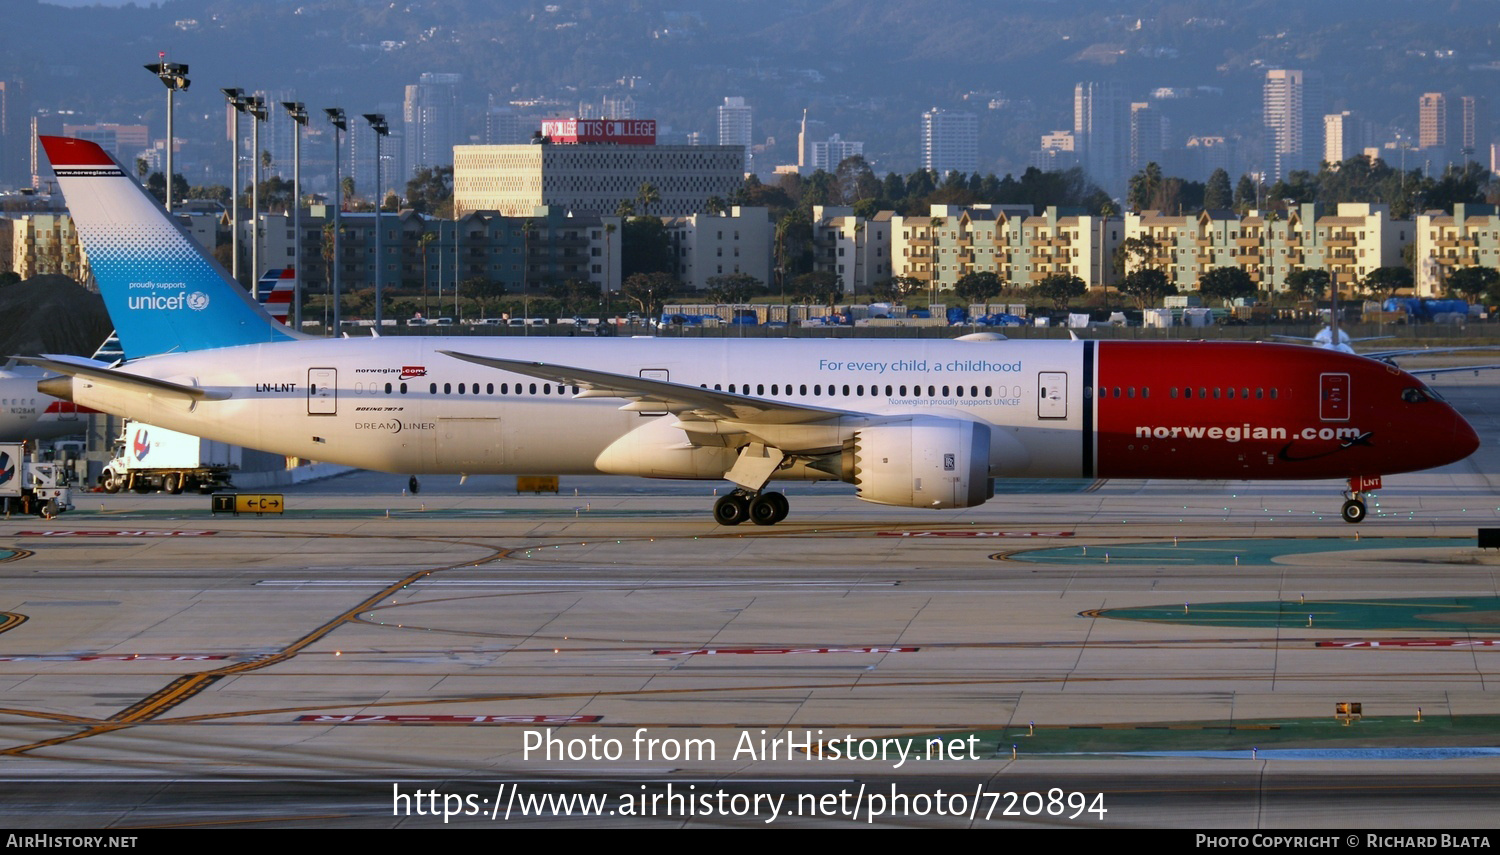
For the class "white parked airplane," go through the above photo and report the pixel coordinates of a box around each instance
[0,362,86,442]
[23,136,1481,524]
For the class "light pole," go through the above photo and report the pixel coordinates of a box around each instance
[144,56,189,212]
[324,108,347,334]
[282,101,308,330]
[363,113,390,327]
[221,88,247,286]
[245,95,267,298]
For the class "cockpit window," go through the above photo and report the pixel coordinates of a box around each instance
[1402,387,1430,403]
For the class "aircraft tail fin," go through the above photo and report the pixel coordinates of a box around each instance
[257,268,296,327]
[40,136,305,358]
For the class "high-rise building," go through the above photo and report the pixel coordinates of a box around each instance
[1461,96,1488,160]
[0,80,29,191]
[717,96,753,172]
[1074,81,1126,194]
[1129,102,1167,174]
[1418,92,1448,151]
[809,135,863,172]
[1323,111,1369,166]
[404,73,461,178]
[920,108,978,177]
[1263,69,1321,181]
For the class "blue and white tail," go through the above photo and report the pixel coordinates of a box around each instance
[41,136,304,359]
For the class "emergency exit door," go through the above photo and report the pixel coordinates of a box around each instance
[308,368,337,415]
[1038,372,1068,419]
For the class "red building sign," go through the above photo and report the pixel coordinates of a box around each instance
[541,118,657,145]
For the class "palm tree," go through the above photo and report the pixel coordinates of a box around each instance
[1098,200,1116,303]
[636,182,660,218]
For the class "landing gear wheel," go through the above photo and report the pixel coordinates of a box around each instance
[749,494,780,526]
[1341,498,1367,524]
[409,476,421,495]
[713,493,749,526]
[762,491,789,524]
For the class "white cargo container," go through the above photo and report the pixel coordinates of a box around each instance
[100,420,241,494]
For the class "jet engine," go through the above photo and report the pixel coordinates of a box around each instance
[845,416,993,509]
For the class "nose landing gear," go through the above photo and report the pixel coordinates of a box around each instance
[1341,475,1380,524]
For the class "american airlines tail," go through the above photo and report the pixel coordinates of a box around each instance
[39,136,303,359]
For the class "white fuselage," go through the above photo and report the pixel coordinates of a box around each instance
[67,337,1088,480]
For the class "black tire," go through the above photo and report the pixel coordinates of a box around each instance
[1341,499,1367,524]
[765,491,790,524]
[713,494,748,526]
[409,476,421,495]
[101,474,121,494]
[39,499,58,519]
[164,473,182,495]
[749,494,779,526]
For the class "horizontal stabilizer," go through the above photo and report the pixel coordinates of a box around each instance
[15,354,229,402]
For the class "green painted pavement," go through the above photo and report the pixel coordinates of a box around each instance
[875,714,1500,758]
[1006,537,1471,567]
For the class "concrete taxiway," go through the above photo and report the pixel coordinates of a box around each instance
[0,370,1497,828]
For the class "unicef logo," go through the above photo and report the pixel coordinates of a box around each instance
[187,291,210,311]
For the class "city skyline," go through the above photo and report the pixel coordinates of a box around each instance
[0,0,1495,197]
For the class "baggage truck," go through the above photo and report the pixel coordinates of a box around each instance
[99,420,241,494]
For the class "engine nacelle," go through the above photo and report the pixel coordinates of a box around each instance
[851,416,993,509]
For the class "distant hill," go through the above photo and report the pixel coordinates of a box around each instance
[0,275,111,357]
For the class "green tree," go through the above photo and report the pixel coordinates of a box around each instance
[790,270,841,311]
[621,271,675,317]
[465,276,507,319]
[1198,266,1256,307]
[145,172,189,206]
[1445,266,1499,302]
[1233,174,1258,213]
[1035,273,1086,310]
[870,275,925,303]
[635,181,661,218]
[834,154,881,205]
[1285,269,1331,302]
[1118,268,1176,308]
[1204,168,1233,210]
[704,272,763,303]
[1127,162,1164,211]
[404,166,454,217]
[1361,267,1413,302]
[547,278,602,315]
[954,271,1003,306]
[621,216,674,279]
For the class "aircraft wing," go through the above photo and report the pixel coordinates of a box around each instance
[440,350,858,425]
[14,354,230,402]
[1405,363,1500,378]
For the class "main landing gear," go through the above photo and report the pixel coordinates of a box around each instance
[713,489,789,527]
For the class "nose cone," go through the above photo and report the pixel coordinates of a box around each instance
[1449,409,1481,464]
